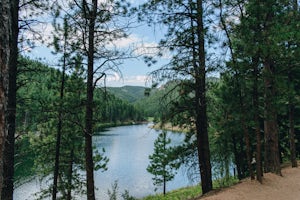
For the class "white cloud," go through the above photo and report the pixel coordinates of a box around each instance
[108,33,171,59]
[106,72,122,82]
[109,34,141,48]
[133,42,160,56]
[125,75,148,84]
[105,74,150,87]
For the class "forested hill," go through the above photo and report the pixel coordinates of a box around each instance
[16,57,144,129]
[132,78,221,120]
[105,84,172,120]
[14,57,145,183]
[106,86,147,103]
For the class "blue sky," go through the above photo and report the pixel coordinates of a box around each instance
[22,0,224,87]
[27,33,167,87]
[24,0,168,88]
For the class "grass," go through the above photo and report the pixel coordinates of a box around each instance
[141,176,239,200]
[141,185,201,200]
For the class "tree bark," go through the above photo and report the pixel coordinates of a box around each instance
[85,0,97,199]
[66,148,74,200]
[263,60,281,175]
[237,87,255,180]
[232,135,243,180]
[288,0,298,169]
[0,1,10,196]
[163,169,166,195]
[2,0,19,199]
[0,0,19,197]
[163,131,166,196]
[252,57,263,183]
[288,83,297,168]
[52,33,67,200]
[241,114,254,180]
[195,0,212,194]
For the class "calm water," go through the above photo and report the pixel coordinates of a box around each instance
[14,124,194,200]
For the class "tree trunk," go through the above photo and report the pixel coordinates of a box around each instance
[288,91,297,168]
[232,135,243,180]
[85,1,97,199]
[163,172,166,195]
[66,148,74,200]
[163,131,166,196]
[219,0,254,181]
[52,37,67,200]
[241,116,254,180]
[0,1,10,196]
[263,60,281,175]
[252,58,263,183]
[195,0,212,194]
[240,137,248,176]
[238,89,254,180]
[288,0,298,169]
[0,0,18,197]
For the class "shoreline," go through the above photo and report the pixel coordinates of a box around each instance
[96,120,149,131]
[149,122,190,133]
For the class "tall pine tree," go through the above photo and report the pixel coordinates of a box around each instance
[139,0,213,193]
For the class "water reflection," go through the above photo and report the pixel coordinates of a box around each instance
[15,124,194,200]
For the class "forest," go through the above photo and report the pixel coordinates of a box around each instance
[1,0,300,200]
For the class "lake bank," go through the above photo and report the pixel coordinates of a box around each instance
[96,120,149,131]
[149,122,190,133]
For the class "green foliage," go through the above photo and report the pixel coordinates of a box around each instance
[121,190,137,200]
[134,81,181,120]
[107,181,137,200]
[142,185,200,200]
[94,89,145,125]
[147,131,180,194]
[94,148,109,172]
[106,86,147,103]
[14,57,144,197]
[207,75,251,180]
[107,181,119,200]
[13,0,300,198]
[14,134,36,185]
[142,177,239,200]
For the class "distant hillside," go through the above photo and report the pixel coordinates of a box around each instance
[106,85,147,103]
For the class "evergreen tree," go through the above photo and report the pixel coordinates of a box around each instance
[287,0,299,168]
[218,0,300,179]
[54,1,131,198]
[208,74,249,180]
[14,56,140,198]
[147,131,179,195]
[217,0,255,180]
[50,15,74,200]
[139,0,213,193]
[235,0,296,175]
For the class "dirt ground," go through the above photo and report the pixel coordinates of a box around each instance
[197,166,300,200]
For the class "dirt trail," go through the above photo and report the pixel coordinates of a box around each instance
[198,166,300,200]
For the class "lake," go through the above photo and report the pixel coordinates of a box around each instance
[14,124,195,199]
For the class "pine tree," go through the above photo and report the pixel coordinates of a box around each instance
[147,131,179,195]
[0,0,19,198]
[217,0,255,180]
[58,1,131,198]
[51,15,73,200]
[287,0,298,168]
[139,0,213,193]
